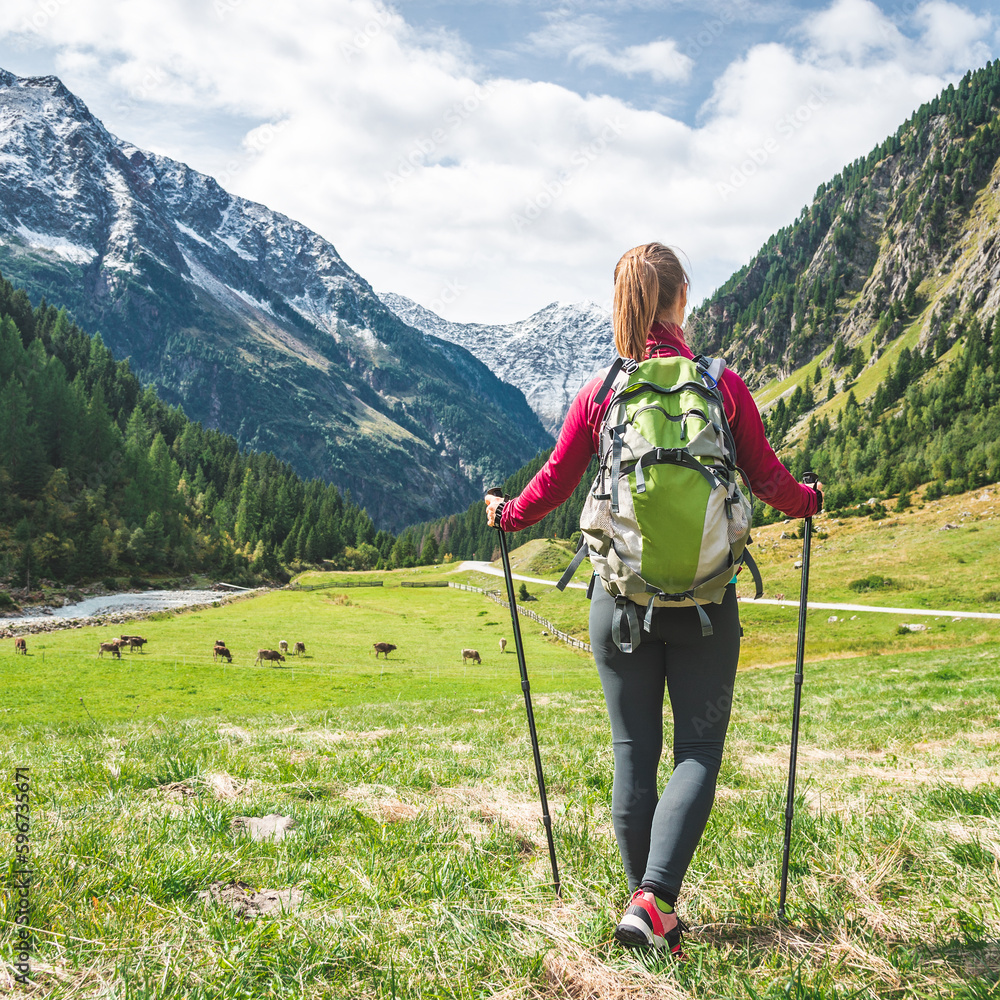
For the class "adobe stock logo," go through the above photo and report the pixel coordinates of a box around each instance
[18,0,74,32]
[716,84,833,201]
[511,117,627,232]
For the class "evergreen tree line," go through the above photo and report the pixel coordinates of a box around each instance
[405,452,599,564]
[782,316,1000,511]
[0,272,392,588]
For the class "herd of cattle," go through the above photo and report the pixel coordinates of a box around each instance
[372,637,509,664]
[11,634,509,664]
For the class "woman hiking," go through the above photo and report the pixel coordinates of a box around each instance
[485,242,822,958]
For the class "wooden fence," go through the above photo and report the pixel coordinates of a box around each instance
[400,581,449,588]
[291,580,384,591]
[448,582,591,653]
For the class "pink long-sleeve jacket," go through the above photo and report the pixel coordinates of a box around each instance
[499,321,820,531]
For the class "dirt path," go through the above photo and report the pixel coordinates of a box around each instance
[457,562,1000,620]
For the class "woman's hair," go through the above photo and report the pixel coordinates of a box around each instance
[612,243,689,361]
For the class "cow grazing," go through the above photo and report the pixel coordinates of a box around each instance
[128,636,147,652]
[462,648,481,665]
[499,637,507,654]
[372,642,396,659]
[98,642,121,659]
[255,648,285,666]
[278,640,288,655]
[214,645,233,663]
[14,638,27,655]
[293,641,306,656]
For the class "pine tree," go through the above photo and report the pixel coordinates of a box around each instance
[849,346,866,381]
[234,470,261,547]
[421,535,440,564]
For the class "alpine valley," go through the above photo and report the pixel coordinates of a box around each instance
[405,60,1000,560]
[0,69,552,530]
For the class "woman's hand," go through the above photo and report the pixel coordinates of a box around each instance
[485,493,504,527]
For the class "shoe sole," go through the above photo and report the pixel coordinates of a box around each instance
[614,916,665,951]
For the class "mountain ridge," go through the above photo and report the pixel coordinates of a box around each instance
[0,68,551,529]
[380,292,613,434]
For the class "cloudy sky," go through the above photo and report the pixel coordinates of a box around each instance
[1,0,997,323]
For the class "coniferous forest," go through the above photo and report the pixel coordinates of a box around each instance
[0,272,402,588]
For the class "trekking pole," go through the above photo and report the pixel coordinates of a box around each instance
[778,471,819,920]
[486,488,562,898]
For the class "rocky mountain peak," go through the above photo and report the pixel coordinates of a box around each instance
[379,292,613,434]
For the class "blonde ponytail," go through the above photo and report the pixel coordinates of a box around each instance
[612,243,690,362]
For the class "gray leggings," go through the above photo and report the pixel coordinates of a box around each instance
[590,583,740,901]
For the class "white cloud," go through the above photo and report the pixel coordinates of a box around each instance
[573,38,694,83]
[0,0,996,323]
[523,13,692,83]
[912,0,992,73]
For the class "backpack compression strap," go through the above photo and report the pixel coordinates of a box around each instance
[556,536,589,591]
[612,596,642,653]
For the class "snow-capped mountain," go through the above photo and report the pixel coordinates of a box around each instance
[0,69,551,528]
[379,293,613,434]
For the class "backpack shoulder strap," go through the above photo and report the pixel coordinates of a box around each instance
[594,356,637,405]
[694,354,726,386]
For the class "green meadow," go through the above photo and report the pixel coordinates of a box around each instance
[2,508,1000,998]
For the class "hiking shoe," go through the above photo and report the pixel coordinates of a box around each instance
[614,890,688,959]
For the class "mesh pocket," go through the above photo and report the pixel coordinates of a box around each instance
[727,487,752,546]
[585,493,614,537]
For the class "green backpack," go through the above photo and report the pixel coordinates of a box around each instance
[558,352,762,651]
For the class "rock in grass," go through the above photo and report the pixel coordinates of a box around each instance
[230,813,297,842]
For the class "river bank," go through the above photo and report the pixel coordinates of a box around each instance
[0,588,267,639]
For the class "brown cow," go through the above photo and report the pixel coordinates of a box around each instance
[499,637,507,654]
[214,645,233,663]
[293,641,306,655]
[14,638,27,655]
[120,635,147,652]
[372,642,396,658]
[462,648,481,664]
[255,649,285,666]
[98,642,121,659]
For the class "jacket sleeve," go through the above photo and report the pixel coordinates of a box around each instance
[500,377,603,531]
[722,371,820,518]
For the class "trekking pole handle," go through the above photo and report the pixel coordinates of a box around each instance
[802,472,819,486]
